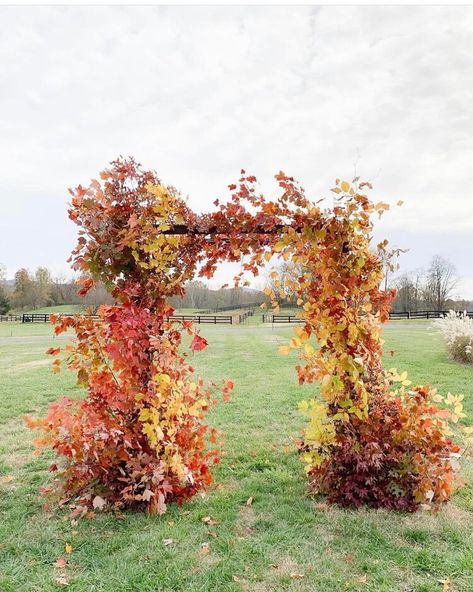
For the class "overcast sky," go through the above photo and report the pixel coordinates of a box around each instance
[1,6,472,295]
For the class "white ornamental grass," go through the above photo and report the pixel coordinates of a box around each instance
[433,311,473,364]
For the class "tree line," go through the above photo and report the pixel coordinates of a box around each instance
[0,254,469,315]
[0,265,113,314]
[168,281,267,311]
[391,255,470,312]
[0,267,268,314]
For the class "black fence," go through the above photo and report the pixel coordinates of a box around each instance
[238,310,254,323]
[196,303,262,314]
[18,310,255,325]
[0,315,21,322]
[262,314,304,323]
[262,310,473,324]
[389,310,473,320]
[169,314,234,324]
[170,310,254,325]
[21,313,99,323]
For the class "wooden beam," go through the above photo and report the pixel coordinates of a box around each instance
[161,223,294,235]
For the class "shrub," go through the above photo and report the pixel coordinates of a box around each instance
[299,379,463,511]
[434,311,473,364]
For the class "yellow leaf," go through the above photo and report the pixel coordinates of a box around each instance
[341,181,350,192]
[65,543,73,554]
[273,241,285,252]
[298,400,309,412]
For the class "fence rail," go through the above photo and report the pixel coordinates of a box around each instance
[196,303,262,314]
[21,313,99,323]
[15,309,471,325]
[389,310,473,320]
[17,311,255,325]
[0,315,21,322]
[169,314,234,324]
[262,310,473,324]
[262,314,304,323]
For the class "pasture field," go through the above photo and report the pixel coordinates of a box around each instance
[24,305,85,315]
[0,321,472,591]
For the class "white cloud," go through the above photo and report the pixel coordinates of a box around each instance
[0,6,472,295]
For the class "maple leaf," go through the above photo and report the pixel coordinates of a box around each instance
[46,347,61,356]
[65,543,73,554]
[190,334,208,352]
[92,495,107,510]
[54,557,67,568]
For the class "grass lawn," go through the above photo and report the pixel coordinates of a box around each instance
[0,321,472,591]
[22,305,85,315]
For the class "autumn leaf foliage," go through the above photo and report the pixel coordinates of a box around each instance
[27,158,467,514]
[26,159,231,515]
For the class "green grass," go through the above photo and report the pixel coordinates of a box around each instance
[22,305,85,314]
[0,321,472,591]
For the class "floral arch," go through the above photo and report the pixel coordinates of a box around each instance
[28,158,464,515]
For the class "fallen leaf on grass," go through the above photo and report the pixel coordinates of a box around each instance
[65,543,72,554]
[233,576,241,582]
[202,516,219,526]
[314,502,328,511]
[356,575,368,585]
[163,538,174,546]
[246,496,253,506]
[200,542,210,555]
[92,495,106,510]
[55,574,69,587]
[54,557,67,568]
[207,530,218,538]
[290,573,304,579]
[2,475,14,483]
[438,579,450,591]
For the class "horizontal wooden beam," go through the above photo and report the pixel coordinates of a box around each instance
[161,223,294,236]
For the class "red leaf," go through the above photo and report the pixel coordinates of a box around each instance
[191,335,208,352]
